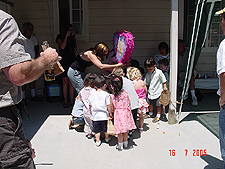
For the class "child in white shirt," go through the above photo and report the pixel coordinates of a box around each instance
[144,58,168,123]
[89,75,112,147]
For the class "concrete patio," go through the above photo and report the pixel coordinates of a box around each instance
[22,92,223,169]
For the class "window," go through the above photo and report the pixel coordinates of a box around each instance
[70,0,84,35]
[206,2,224,47]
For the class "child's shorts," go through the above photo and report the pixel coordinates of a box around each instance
[147,97,161,107]
[92,120,107,133]
[72,116,85,125]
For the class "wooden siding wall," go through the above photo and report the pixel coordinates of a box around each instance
[196,51,217,78]
[11,0,58,49]
[83,0,171,72]
[11,0,58,94]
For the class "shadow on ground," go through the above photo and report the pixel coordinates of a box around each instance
[23,97,72,140]
[201,154,224,169]
[23,92,220,141]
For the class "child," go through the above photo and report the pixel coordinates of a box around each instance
[89,75,112,147]
[68,95,85,129]
[144,58,168,123]
[69,73,97,139]
[126,67,149,133]
[109,76,136,150]
[158,58,169,90]
[111,67,139,128]
[158,59,170,121]
[154,42,170,70]
[79,73,97,139]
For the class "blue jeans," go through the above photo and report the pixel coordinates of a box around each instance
[72,116,85,125]
[67,67,85,94]
[219,106,225,162]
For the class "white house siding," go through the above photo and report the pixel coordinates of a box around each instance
[196,50,218,77]
[82,0,171,73]
[11,0,58,49]
[10,0,59,95]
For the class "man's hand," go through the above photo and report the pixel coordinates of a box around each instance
[2,47,60,86]
[41,47,61,66]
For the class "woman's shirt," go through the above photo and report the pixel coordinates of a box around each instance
[70,54,93,72]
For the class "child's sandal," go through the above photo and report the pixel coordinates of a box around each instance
[152,117,160,123]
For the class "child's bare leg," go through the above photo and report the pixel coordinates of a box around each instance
[116,133,124,150]
[149,105,153,112]
[157,106,162,115]
[162,106,165,114]
[95,132,101,142]
[123,132,128,142]
[123,132,129,148]
[152,106,162,123]
[149,105,153,117]
[105,133,109,139]
[117,133,123,143]
[139,112,144,129]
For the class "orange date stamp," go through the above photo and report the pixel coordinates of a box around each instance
[169,149,207,156]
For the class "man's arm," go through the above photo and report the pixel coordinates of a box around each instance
[2,47,60,86]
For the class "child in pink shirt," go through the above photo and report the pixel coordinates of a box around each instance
[127,67,149,133]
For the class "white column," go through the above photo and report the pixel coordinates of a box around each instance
[168,0,178,124]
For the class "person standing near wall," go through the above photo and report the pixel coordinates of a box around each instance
[0,10,60,168]
[56,24,79,108]
[22,22,42,103]
[178,39,198,106]
[216,7,225,169]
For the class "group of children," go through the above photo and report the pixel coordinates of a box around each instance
[68,56,169,151]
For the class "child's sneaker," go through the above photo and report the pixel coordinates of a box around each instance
[192,96,198,107]
[96,140,101,147]
[152,117,160,123]
[160,113,168,122]
[123,141,128,148]
[116,143,123,151]
[105,137,111,143]
[86,134,93,139]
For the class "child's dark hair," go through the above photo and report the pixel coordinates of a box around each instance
[83,73,97,88]
[94,75,106,89]
[130,59,140,68]
[158,58,169,66]
[138,67,145,75]
[158,42,169,53]
[144,58,156,68]
[110,76,123,96]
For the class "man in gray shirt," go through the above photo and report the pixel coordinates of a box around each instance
[0,10,60,168]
